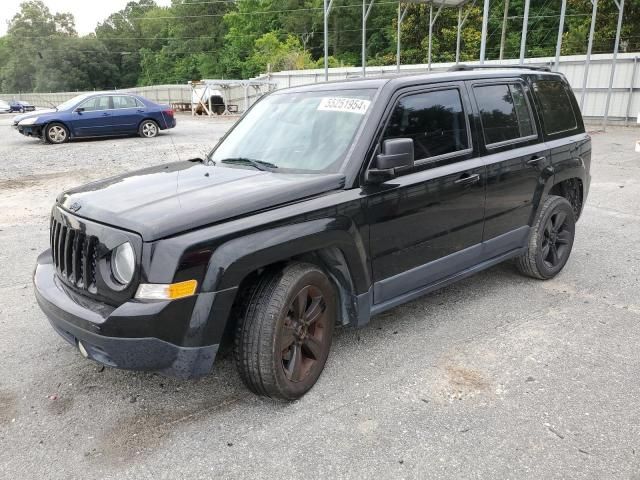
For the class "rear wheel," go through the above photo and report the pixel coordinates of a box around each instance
[235,263,336,400]
[516,195,576,279]
[139,119,159,138]
[45,122,69,144]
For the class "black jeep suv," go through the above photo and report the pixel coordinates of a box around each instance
[34,67,590,400]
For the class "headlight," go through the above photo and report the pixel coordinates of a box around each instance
[111,242,135,285]
[18,117,39,126]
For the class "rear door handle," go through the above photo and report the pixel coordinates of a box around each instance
[102,112,111,116]
[527,156,546,166]
[137,109,145,113]
[454,173,480,185]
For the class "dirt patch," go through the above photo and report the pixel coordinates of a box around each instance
[93,393,245,465]
[430,362,492,404]
[445,365,490,391]
[0,171,87,191]
[0,390,18,424]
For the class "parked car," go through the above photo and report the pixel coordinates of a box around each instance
[12,92,175,143]
[9,100,35,113]
[0,100,11,113]
[34,66,590,400]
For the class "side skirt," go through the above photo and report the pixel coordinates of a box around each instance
[369,246,525,317]
[354,226,531,326]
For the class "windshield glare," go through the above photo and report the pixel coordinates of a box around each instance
[57,94,92,111]
[209,89,375,173]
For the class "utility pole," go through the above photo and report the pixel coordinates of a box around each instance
[499,0,509,60]
[323,0,334,81]
[479,0,490,64]
[519,0,531,64]
[362,0,375,77]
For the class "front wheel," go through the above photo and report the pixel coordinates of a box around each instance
[516,195,576,279]
[138,120,159,138]
[45,122,69,144]
[235,263,336,400]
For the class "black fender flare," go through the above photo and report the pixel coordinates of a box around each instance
[201,217,371,295]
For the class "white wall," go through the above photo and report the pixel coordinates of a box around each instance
[255,52,640,123]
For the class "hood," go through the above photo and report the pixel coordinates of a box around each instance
[12,109,55,124]
[58,161,346,241]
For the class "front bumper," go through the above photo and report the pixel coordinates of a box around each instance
[34,250,218,378]
[15,124,43,137]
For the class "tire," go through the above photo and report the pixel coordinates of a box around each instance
[45,122,69,144]
[235,263,336,400]
[516,195,576,280]
[138,119,159,138]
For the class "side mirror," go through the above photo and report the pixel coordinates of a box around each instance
[75,107,84,114]
[366,138,414,183]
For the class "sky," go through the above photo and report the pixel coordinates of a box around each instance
[0,0,172,36]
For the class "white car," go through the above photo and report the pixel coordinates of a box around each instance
[0,100,11,113]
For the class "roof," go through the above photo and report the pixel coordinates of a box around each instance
[280,68,564,94]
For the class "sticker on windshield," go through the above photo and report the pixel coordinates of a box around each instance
[317,97,371,115]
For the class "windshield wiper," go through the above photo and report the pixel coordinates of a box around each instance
[220,157,278,171]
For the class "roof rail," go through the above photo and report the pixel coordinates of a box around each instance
[449,64,552,72]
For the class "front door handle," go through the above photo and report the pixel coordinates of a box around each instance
[454,173,480,185]
[101,112,111,116]
[527,156,546,166]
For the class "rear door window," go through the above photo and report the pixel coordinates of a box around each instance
[382,88,470,162]
[112,96,138,109]
[532,80,578,135]
[474,83,536,146]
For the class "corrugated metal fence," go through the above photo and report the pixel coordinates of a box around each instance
[1,52,638,123]
[255,52,640,124]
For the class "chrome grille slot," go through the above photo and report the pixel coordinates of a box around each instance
[50,217,98,292]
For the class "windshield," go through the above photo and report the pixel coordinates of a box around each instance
[209,89,375,173]
[57,93,92,111]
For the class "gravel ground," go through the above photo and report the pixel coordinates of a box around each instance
[0,114,639,479]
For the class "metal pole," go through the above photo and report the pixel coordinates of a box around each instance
[428,4,433,71]
[519,0,530,65]
[324,0,334,81]
[580,0,598,110]
[499,0,509,60]
[363,0,367,77]
[362,0,375,77]
[397,3,401,72]
[603,0,625,130]
[397,3,408,72]
[456,1,475,65]
[479,0,490,64]
[554,0,567,71]
[625,56,637,126]
[428,3,444,72]
[456,6,462,64]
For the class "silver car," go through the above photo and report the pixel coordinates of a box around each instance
[0,100,11,113]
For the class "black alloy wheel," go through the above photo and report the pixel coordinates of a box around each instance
[235,263,336,400]
[516,195,576,280]
[280,284,330,383]
[540,210,572,269]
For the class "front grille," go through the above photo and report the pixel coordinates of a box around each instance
[50,216,98,293]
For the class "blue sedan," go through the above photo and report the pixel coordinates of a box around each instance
[12,92,176,144]
[9,100,35,113]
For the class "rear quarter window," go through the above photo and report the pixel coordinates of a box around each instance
[532,80,578,135]
[474,83,536,146]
